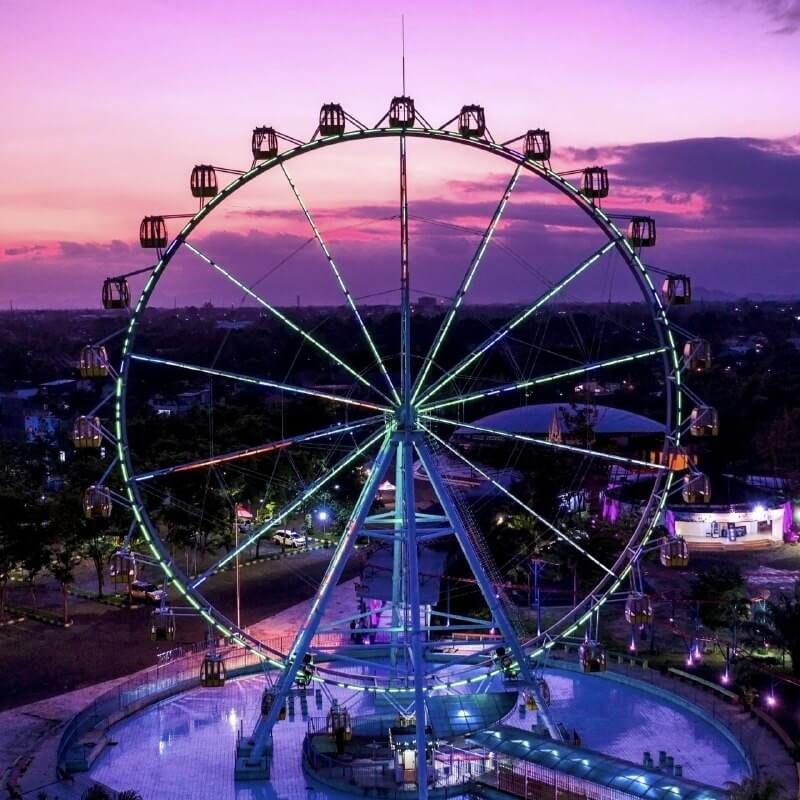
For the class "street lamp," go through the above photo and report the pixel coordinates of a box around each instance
[317,509,329,537]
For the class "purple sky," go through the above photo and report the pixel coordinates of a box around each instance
[0,0,798,307]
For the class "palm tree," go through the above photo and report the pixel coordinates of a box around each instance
[117,791,144,800]
[726,777,784,800]
[81,785,111,800]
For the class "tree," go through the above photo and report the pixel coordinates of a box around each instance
[768,581,800,677]
[0,445,49,618]
[48,495,84,625]
[81,786,111,800]
[83,521,118,597]
[0,490,23,621]
[726,777,784,800]
[689,566,749,631]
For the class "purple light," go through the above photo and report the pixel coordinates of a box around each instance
[766,693,777,708]
[721,672,730,685]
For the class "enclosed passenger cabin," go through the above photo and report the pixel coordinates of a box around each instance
[110,552,136,585]
[661,275,691,305]
[326,701,352,741]
[295,653,315,687]
[79,345,109,378]
[493,646,518,679]
[627,216,657,247]
[139,216,168,249]
[660,536,690,568]
[261,689,287,720]
[524,129,551,161]
[683,473,711,504]
[389,722,434,783]
[200,653,226,687]
[319,104,346,136]
[690,405,720,437]
[252,126,278,160]
[150,610,176,641]
[102,278,130,310]
[684,339,712,372]
[190,165,218,198]
[581,167,609,199]
[579,641,607,673]
[458,105,486,138]
[83,485,112,519]
[73,416,102,449]
[624,593,654,625]
[389,95,416,128]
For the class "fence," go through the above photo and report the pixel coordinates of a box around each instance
[56,642,265,773]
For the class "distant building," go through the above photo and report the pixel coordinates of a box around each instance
[149,389,211,416]
[573,380,635,397]
[721,334,768,355]
[216,320,254,331]
[452,403,665,452]
[414,296,442,316]
[39,378,94,397]
[24,412,60,443]
[604,473,792,550]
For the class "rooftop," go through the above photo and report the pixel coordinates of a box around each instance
[468,725,726,800]
[455,403,664,437]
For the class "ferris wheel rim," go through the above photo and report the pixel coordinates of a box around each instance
[113,122,683,690]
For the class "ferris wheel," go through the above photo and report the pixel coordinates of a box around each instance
[74,95,718,789]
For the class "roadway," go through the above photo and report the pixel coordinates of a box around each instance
[0,545,359,711]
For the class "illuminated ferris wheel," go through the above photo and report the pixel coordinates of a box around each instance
[75,95,718,789]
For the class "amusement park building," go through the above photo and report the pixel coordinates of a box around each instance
[605,473,793,549]
[451,404,795,549]
[452,403,665,445]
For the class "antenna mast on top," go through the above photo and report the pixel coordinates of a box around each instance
[401,15,406,94]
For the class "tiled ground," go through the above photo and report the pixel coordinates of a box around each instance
[89,667,748,799]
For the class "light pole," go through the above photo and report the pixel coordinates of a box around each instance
[233,510,240,630]
[317,509,329,538]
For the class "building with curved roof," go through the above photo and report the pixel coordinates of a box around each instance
[453,403,664,441]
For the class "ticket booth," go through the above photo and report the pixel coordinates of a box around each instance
[389,723,434,786]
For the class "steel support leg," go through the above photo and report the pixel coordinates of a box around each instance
[235,435,393,778]
[402,435,429,799]
[415,439,561,740]
[391,443,403,670]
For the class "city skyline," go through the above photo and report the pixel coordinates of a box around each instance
[1,0,799,307]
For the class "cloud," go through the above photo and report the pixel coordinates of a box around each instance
[713,0,800,34]
[4,244,45,257]
[2,134,799,307]
[751,0,800,33]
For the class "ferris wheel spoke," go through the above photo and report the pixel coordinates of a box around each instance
[191,426,387,588]
[279,164,400,404]
[128,353,391,412]
[133,417,382,482]
[417,240,616,406]
[182,242,391,404]
[422,425,617,579]
[411,165,522,404]
[422,414,670,472]
[419,346,667,414]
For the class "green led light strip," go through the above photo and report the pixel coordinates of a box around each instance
[113,123,682,692]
